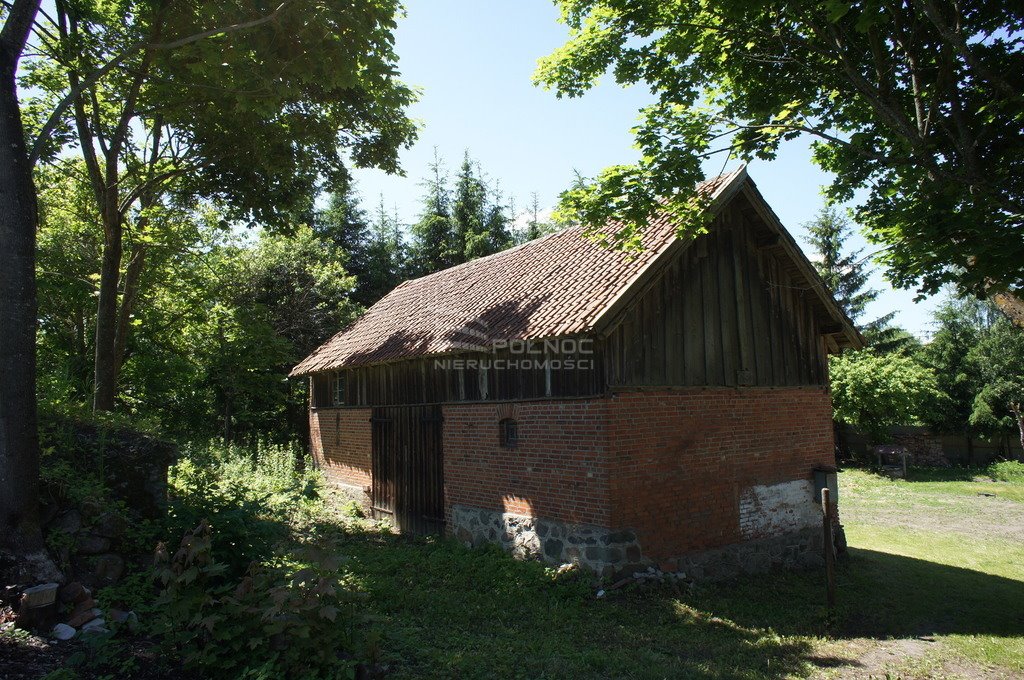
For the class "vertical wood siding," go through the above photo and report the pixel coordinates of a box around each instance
[371,404,445,535]
[604,200,829,387]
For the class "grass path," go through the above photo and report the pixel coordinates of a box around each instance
[312,465,1024,679]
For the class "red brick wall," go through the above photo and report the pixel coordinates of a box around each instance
[309,407,372,489]
[443,400,612,526]
[308,387,834,566]
[607,387,835,560]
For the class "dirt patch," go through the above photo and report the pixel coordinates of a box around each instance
[810,637,1015,679]
[843,493,1024,543]
[0,624,192,680]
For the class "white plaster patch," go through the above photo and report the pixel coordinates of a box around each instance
[739,480,819,539]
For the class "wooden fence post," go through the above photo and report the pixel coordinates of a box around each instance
[822,487,836,609]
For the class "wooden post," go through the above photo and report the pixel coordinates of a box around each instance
[822,487,836,609]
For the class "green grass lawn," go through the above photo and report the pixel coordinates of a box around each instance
[314,465,1024,679]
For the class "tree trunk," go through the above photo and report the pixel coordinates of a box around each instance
[0,14,44,562]
[991,291,1024,330]
[92,219,122,412]
[112,243,146,387]
[1012,403,1024,463]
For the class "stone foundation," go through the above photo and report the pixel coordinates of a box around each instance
[329,480,372,510]
[671,527,824,581]
[449,504,825,581]
[448,505,642,576]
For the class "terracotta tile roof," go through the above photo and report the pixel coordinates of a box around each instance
[291,169,743,376]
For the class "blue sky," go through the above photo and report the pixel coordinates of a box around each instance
[351,0,941,338]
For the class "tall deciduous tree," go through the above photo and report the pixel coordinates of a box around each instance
[830,349,942,443]
[222,226,357,440]
[22,0,417,413]
[0,0,46,570]
[536,0,1024,312]
[1,0,415,560]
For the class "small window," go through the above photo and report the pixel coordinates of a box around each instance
[332,372,346,406]
[499,418,518,448]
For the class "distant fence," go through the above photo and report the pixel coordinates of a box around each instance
[836,423,1023,466]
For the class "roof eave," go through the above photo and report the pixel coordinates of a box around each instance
[590,166,750,336]
[738,179,864,351]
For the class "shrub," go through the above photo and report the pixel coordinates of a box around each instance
[152,521,364,679]
[987,460,1024,482]
[830,349,943,442]
[166,439,324,578]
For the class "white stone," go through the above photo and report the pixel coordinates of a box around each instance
[81,618,108,634]
[21,583,59,608]
[51,623,76,640]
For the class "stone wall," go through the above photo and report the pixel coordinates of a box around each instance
[672,527,824,581]
[449,504,641,577]
[449,504,824,580]
[33,414,177,588]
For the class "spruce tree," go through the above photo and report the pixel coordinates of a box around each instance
[360,197,407,305]
[315,184,376,307]
[804,208,877,323]
[453,150,488,262]
[526,192,544,241]
[802,207,905,351]
[409,150,457,276]
[481,182,513,256]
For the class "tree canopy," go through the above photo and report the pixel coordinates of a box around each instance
[19,0,418,412]
[409,150,516,276]
[536,0,1024,303]
[830,349,942,443]
[968,318,1024,457]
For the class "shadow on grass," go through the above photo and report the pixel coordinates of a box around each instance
[836,547,1024,638]
[701,547,1024,641]
[842,461,1024,485]
[842,462,982,483]
[315,519,1024,679]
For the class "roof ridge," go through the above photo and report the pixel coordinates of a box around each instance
[399,227,569,288]
[291,167,750,376]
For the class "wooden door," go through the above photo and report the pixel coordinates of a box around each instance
[371,404,444,535]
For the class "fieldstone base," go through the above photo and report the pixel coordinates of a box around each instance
[672,527,825,581]
[448,505,643,576]
[449,504,827,581]
[330,481,372,511]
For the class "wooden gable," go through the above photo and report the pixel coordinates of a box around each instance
[601,180,858,388]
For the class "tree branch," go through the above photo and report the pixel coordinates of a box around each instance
[0,0,41,58]
[27,1,290,165]
[913,0,1021,101]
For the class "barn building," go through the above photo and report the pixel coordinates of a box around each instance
[291,167,861,578]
